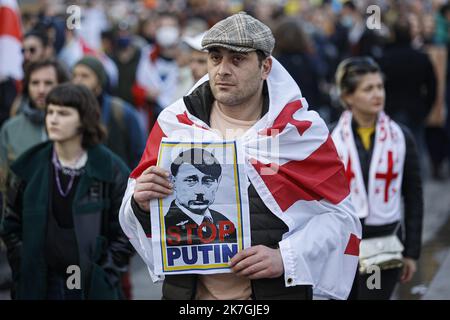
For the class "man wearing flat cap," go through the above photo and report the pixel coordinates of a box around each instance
[121,12,361,300]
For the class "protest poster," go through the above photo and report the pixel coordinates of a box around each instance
[150,139,250,275]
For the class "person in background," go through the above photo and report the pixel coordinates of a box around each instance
[72,55,146,169]
[172,31,209,100]
[0,59,69,296]
[1,60,69,188]
[0,83,133,299]
[378,19,437,163]
[331,57,423,300]
[22,30,52,70]
[273,17,325,114]
[133,12,181,131]
[111,28,142,106]
[72,56,144,299]
[424,3,450,180]
[184,32,209,83]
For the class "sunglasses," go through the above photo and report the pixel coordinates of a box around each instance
[22,47,37,54]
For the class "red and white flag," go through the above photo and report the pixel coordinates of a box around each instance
[331,110,406,225]
[120,58,361,299]
[0,0,23,81]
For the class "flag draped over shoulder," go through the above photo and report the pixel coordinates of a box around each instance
[0,0,23,80]
[120,58,362,299]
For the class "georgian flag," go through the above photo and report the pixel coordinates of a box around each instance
[332,110,406,226]
[58,35,118,87]
[0,0,23,81]
[119,57,361,300]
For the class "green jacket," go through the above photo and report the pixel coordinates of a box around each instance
[0,112,47,190]
[0,141,133,299]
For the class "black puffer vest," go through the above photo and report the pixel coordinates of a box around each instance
[161,82,312,300]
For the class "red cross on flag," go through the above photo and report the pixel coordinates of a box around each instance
[375,150,399,203]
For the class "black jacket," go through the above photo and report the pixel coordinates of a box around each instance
[131,81,312,300]
[329,119,423,259]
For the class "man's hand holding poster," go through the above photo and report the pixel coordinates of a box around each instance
[150,139,250,275]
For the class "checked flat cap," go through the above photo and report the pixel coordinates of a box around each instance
[201,12,275,56]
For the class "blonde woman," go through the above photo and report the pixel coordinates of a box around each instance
[331,57,423,300]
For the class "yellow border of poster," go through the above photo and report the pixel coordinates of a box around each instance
[157,142,244,272]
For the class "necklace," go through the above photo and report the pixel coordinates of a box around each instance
[52,148,85,197]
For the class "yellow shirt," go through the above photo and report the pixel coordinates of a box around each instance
[356,126,375,151]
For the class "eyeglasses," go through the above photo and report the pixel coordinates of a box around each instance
[22,47,37,54]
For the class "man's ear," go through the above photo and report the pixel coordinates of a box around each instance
[261,56,272,81]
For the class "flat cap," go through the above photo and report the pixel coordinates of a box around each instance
[183,32,207,52]
[201,12,275,56]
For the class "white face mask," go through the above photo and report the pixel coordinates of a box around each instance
[156,26,180,48]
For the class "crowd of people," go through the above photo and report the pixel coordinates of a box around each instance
[0,0,448,300]
[2,0,448,175]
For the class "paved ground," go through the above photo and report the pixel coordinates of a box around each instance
[392,178,450,300]
[130,257,162,300]
[422,248,450,299]
[1,177,449,300]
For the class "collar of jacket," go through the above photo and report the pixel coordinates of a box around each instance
[182,81,270,126]
[11,141,115,183]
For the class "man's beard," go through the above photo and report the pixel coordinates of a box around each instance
[212,81,261,107]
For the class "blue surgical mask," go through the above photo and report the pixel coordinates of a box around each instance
[117,36,131,49]
[341,16,354,28]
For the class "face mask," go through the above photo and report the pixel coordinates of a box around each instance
[156,26,180,48]
[341,16,354,28]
